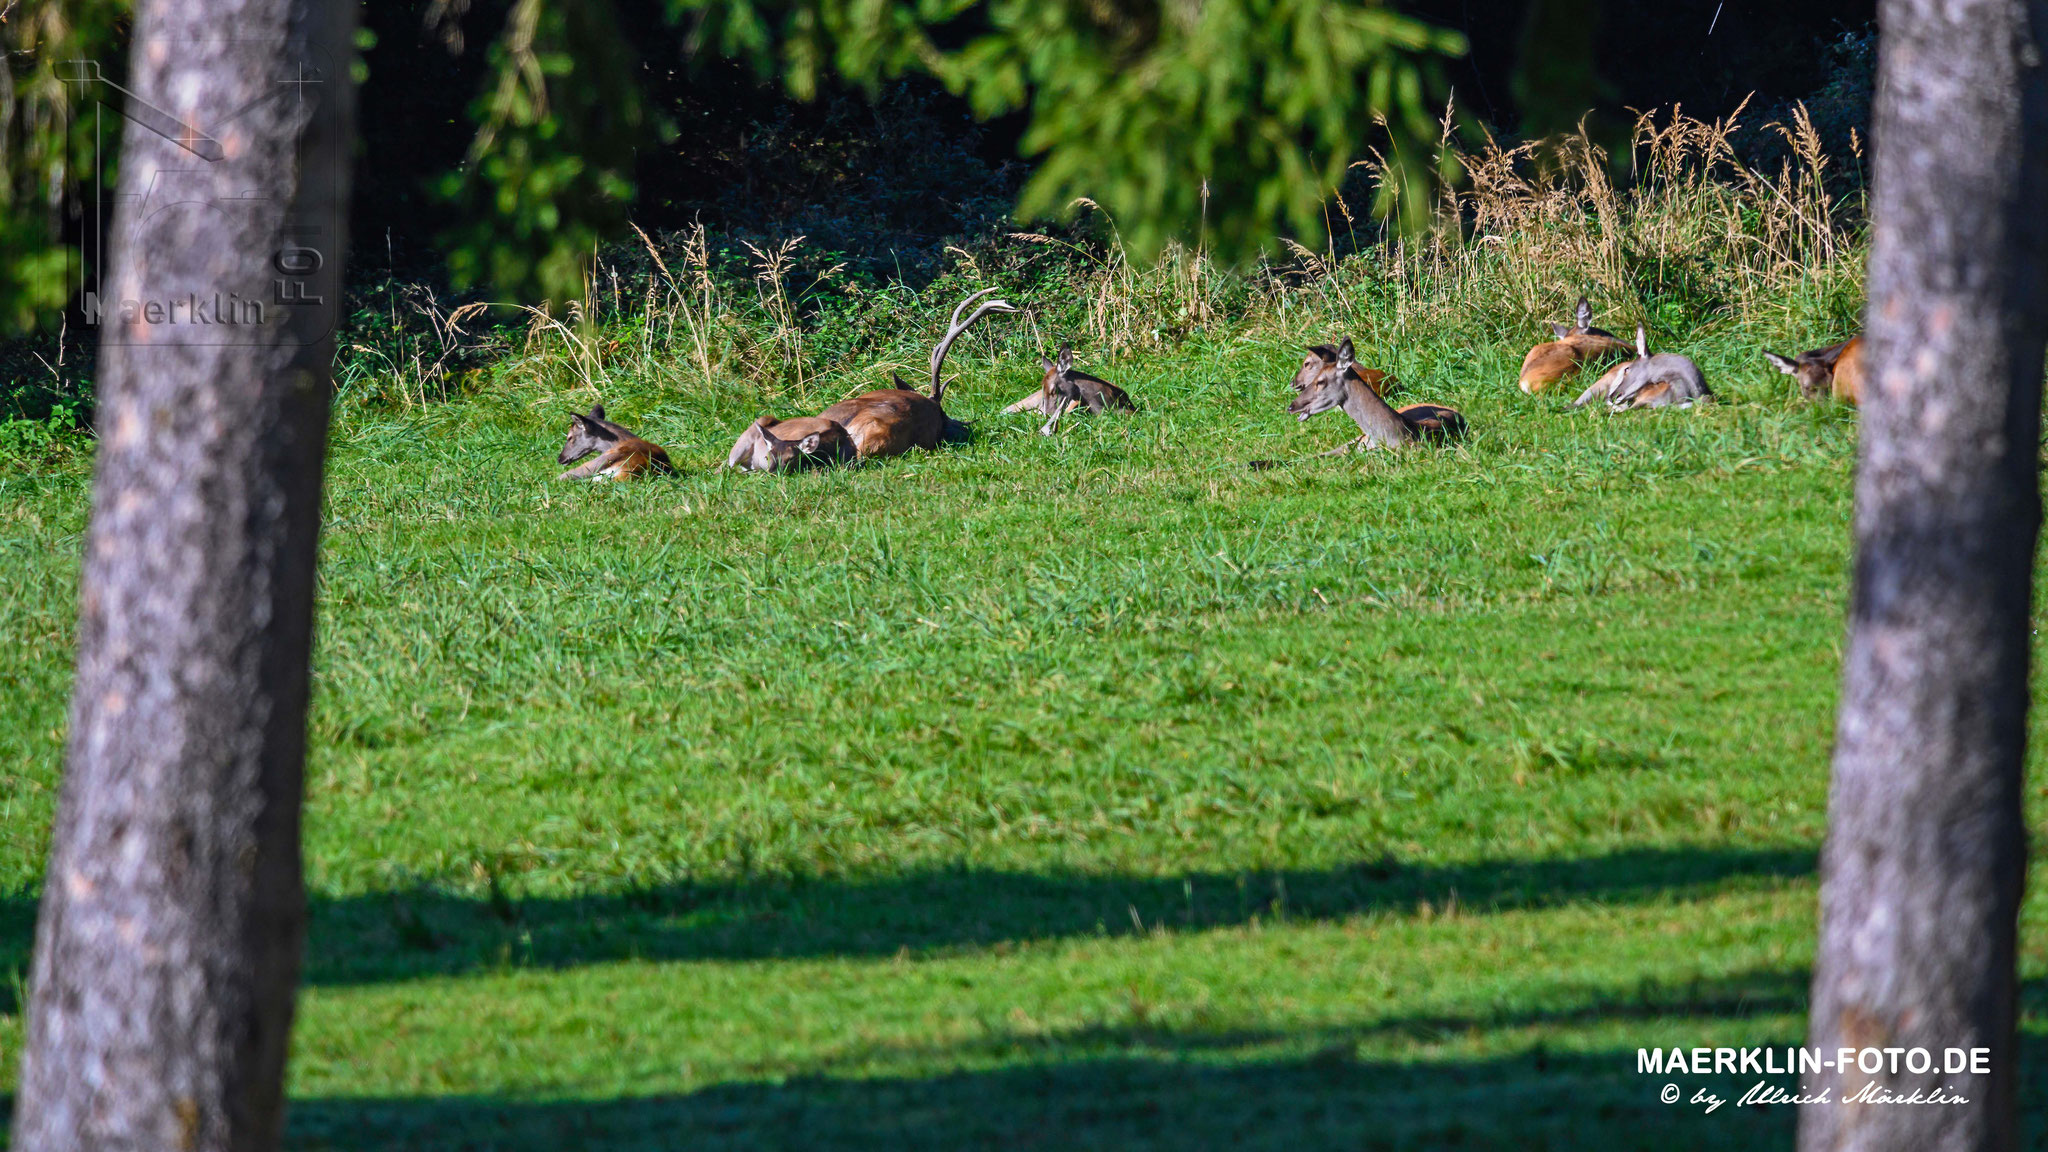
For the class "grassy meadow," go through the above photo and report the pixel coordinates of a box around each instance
[6,109,2048,1149]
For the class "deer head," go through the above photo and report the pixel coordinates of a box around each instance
[1764,339,1856,401]
[731,415,855,472]
[1288,339,1359,420]
[557,407,618,466]
[1291,345,1342,393]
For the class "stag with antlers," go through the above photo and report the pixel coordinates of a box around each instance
[728,287,1018,469]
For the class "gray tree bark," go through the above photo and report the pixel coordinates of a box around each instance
[1801,0,2048,1144]
[13,1,354,1150]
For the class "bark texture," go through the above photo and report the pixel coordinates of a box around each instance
[1801,0,2048,1145]
[13,1,354,1150]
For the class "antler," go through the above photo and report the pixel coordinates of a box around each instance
[928,287,1019,401]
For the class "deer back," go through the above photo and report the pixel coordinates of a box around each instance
[1519,332,1634,394]
[818,385,947,458]
[1829,336,1865,404]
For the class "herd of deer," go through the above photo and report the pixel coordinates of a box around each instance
[553,288,1866,481]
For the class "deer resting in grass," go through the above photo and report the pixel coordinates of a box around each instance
[728,287,1017,469]
[1287,338,1467,451]
[1008,347,1136,435]
[1517,296,1635,394]
[724,414,858,472]
[556,405,674,480]
[1762,335,1863,405]
[1572,326,1712,410]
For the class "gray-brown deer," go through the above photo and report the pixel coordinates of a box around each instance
[1007,347,1136,435]
[724,414,858,472]
[556,405,674,480]
[1572,326,1712,409]
[1287,339,1467,451]
[1518,296,1635,394]
[728,287,1017,469]
[1762,335,1863,404]
[1290,343,1397,399]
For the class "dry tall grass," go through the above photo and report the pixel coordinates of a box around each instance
[334,101,1867,413]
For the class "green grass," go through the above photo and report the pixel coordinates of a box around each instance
[4,324,2048,1150]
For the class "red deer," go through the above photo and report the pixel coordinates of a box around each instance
[1518,296,1634,394]
[723,414,857,472]
[1287,338,1467,451]
[730,287,1017,468]
[1763,335,1863,404]
[1289,343,1397,398]
[1573,326,1712,410]
[1014,347,1136,435]
[556,405,673,480]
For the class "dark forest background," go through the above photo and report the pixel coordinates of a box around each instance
[353,0,1875,282]
[3,0,1876,424]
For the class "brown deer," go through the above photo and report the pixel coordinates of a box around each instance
[1287,338,1467,451]
[723,414,858,472]
[1572,326,1712,410]
[1518,296,1634,394]
[556,405,673,480]
[730,287,1017,468]
[1763,335,1863,404]
[1016,347,1136,435]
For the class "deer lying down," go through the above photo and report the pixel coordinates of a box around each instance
[1518,296,1635,394]
[728,287,1017,469]
[1003,347,1138,429]
[724,415,857,472]
[556,405,673,480]
[1763,335,1863,404]
[1288,339,1467,451]
[1024,347,1136,435]
[1573,326,1711,410]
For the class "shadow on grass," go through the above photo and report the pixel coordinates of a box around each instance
[272,1044,1804,1152]
[272,1002,2048,1150]
[0,845,1813,996]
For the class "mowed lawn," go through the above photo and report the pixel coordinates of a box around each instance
[5,335,2048,1149]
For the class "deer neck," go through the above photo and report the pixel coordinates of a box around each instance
[1337,373,1410,445]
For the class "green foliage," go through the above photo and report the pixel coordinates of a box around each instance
[0,402,81,466]
[437,0,648,304]
[949,0,1467,260]
[0,0,131,335]
[663,0,1468,264]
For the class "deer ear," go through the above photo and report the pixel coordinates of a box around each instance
[1576,296,1593,329]
[1040,356,1056,373]
[1635,326,1648,358]
[1551,323,1572,339]
[1336,337,1356,361]
[1307,344,1336,362]
[1762,351,1800,375]
[1057,347,1073,373]
[590,404,606,421]
[798,432,824,454]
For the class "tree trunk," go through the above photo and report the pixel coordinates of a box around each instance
[13,2,353,1150]
[1801,0,2048,1145]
